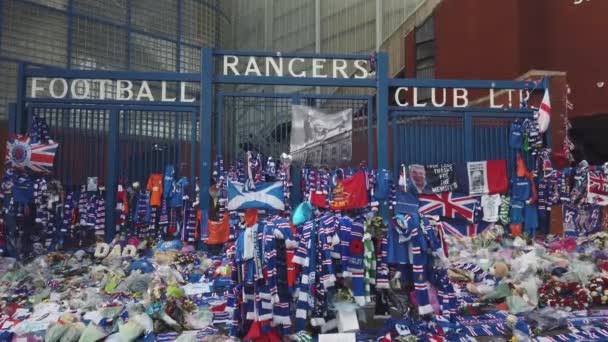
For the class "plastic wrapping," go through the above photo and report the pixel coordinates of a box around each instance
[527,307,570,334]
[59,322,85,342]
[118,320,145,342]
[44,324,69,342]
[125,272,152,294]
[561,259,598,285]
[184,310,213,330]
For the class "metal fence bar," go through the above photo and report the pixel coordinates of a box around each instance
[105,108,119,242]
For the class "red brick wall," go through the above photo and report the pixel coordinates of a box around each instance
[426,0,608,118]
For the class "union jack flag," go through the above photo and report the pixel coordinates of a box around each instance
[5,134,59,174]
[439,218,493,238]
[587,170,608,206]
[418,192,479,222]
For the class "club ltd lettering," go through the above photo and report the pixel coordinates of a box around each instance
[394,87,530,108]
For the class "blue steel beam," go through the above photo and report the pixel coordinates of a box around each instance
[389,78,546,90]
[24,67,200,81]
[214,75,376,87]
[219,91,372,100]
[28,103,196,112]
[213,49,372,60]
[376,52,389,171]
[389,106,535,114]
[105,108,119,242]
[16,63,26,133]
[390,111,534,118]
[26,98,199,107]
[200,47,213,213]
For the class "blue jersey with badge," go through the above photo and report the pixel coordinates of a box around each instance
[163,165,175,199]
[12,176,34,203]
[510,200,525,224]
[170,177,189,207]
[511,177,531,202]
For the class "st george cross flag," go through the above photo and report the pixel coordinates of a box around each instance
[227,181,285,211]
[536,89,551,133]
[418,192,479,223]
[5,134,59,174]
[587,170,608,206]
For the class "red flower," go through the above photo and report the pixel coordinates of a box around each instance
[350,240,364,256]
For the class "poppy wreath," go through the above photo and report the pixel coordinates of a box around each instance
[538,280,590,310]
[350,240,364,256]
[589,277,608,306]
[175,252,196,265]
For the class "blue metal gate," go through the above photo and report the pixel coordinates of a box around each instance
[27,104,198,189]
[8,48,550,244]
[391,110,537,176]
[217,92,373,167]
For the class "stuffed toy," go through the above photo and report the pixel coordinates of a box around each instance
[491,261,510,279]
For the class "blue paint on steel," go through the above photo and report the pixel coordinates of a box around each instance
[389,78,545,90]
[463,113,473,161]
[213,49,372,60]
[367,98,373,168]
[200,47,213,212]
[218,91,371,100]
[216,93,223,155]
[26,98,199,107]
[391,110,533,118]
[376,52,389,171]
[16,63,26,133]
[8,103,16,133]
[105,108,119,242]
[375,51,389,219]
[190,111,197,189]
[27,103,195,112]
[24,66,200,81]
[215,75,376,87]
[391,115,398,176]
[389,106,536,114]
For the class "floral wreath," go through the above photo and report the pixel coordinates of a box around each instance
[538,280,590,310]
[588,276,608,306]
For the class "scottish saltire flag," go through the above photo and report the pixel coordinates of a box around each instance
[418,192,479,222]
[227,181,285,211]
[439,218,493,238]
[5,135,59,174]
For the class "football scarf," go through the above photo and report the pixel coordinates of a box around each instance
[563,203,602,237]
